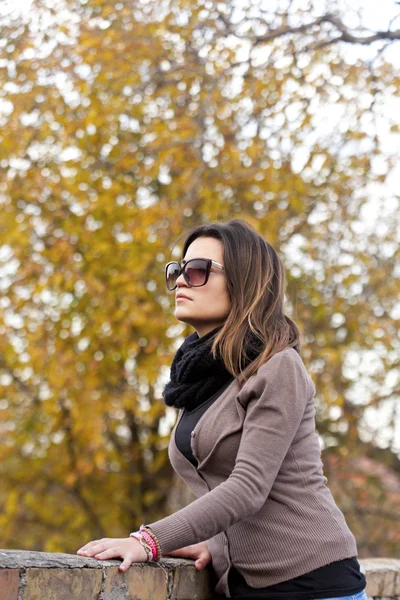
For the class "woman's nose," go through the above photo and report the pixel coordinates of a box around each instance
[176,271,187,287]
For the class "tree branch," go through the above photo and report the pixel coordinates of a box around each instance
[217,11,400,49]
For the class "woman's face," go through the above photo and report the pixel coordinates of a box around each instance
[174,237,231,337]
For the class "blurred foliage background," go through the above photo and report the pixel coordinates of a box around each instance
[0,0,399,557]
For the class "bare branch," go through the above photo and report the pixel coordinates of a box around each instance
[216,11,400,49]
[322,14,400,45]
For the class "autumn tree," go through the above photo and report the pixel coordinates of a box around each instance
[0,0,399,554]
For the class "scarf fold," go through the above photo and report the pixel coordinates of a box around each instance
[162,325,264,411]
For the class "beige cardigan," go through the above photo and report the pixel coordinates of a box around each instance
[148,348,358,598]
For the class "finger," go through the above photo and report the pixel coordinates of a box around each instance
[94,547,119,560]
[77,543,97,553]
[79,542,109,557]
[195,552,211,570]
[119,556,133,572]
[77,539,105,554]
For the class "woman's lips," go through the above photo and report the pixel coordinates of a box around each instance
[176,296,191,301]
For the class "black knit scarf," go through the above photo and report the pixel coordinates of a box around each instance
[162,325,264,411]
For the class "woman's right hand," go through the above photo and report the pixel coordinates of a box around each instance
[163,541,211,571]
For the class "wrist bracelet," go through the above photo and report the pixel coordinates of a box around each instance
[140,530,158,560]
[130,532,152,562]
[129,532,152,561]
[139,524,161,559]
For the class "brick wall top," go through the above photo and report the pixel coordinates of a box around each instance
[0,550,399,600]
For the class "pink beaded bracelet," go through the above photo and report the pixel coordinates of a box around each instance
[129,532,152,561]
[129,530,158,561]
[140,530,158,560]
[139,525,161,559]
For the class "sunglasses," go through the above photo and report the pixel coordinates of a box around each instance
[165,258,225,290]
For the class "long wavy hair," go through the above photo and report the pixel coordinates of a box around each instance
[170,219,301,389]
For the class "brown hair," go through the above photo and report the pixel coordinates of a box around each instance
[170,218,300,389]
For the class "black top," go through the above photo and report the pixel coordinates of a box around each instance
[174,378,367,600]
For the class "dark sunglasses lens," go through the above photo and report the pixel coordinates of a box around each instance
[166,259,208,289]
[166,263,180,290]
[185,259,208,286]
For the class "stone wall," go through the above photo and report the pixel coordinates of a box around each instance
[0,550,399,599]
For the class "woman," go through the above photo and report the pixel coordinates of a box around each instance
[77,219,368,600]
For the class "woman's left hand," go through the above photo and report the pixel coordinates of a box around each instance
[76,537,148,571]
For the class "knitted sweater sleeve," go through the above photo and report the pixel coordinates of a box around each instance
[147,348,311,554]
